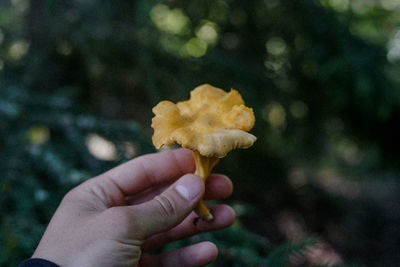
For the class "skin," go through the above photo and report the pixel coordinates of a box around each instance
[32,148,235,267]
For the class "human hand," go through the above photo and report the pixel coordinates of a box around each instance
[32,149,235,267]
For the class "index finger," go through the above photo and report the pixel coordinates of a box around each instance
[100,148,195,196]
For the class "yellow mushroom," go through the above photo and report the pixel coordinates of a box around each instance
[151,84,256,221]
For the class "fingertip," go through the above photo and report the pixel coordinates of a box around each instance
[190,204,236,232]
[222,205,236,226]
[216,174,233,190]
[224,175,234,193]
[204,174,234,200]
[209,204,236,227]
[175,174,204,201]
[195,241,218,264]
[203,241,218,262]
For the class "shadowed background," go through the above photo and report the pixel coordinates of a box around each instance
[1,0,400,266]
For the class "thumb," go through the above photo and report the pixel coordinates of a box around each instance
[128,174,204,238]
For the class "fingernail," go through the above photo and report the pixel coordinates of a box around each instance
[176,175,202,201]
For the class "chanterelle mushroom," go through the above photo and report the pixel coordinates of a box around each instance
[151,84,256,221]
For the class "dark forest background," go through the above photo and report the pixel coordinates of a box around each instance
[1,0,400,266]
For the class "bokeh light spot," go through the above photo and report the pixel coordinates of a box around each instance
[328,0,349,12]
[290,101,309,119]
[11,0,29,12]
[150,4,190,35]
[196,21,218,44]
[350,0,372,15]
[57,41,73,56]
[28,126,50,145]
[263,102,287,128]
[34,189,49,202]
[180,37,208,58]
[264,60,284,74]
[381,0,400,10]
[266,37,287,56]
[9,40,29,60]
[387,30,400,63]
[123,141,138,158]
[159,35,182,54]
[86,133,118,161]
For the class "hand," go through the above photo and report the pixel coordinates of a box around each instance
[32,149,235,267]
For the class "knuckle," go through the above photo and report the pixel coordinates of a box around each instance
[61,179,93,204]
[154,194,177,218]
[61,187,79,204]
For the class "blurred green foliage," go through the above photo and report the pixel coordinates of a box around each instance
[1,0,400,266]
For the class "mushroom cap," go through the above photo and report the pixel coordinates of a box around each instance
[151,84,257,158]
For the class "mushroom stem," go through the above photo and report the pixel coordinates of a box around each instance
[193,150,219,221]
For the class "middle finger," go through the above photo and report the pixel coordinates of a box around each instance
[126,174,233,205]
